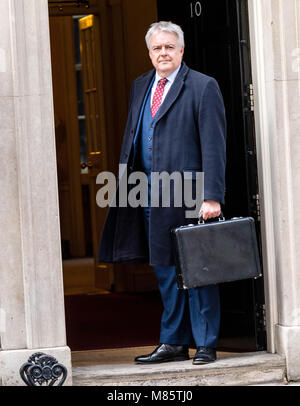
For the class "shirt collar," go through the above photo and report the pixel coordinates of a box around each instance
[154,64,182,86]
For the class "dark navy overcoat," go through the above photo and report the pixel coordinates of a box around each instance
[98,62,226,266]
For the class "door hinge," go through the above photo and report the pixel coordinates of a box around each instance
[245,83,254,111]
[253,193,260,220]
[255,303,266,331]
[255,303,267,350]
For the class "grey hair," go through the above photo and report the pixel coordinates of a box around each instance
[145,21,185,50]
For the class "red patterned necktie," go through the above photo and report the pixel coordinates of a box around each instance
[151,78,168,118]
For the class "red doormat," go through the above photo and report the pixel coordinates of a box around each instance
[64,291,163,351]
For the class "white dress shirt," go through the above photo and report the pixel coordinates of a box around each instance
[150,64,181,106]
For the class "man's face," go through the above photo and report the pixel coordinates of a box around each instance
[148,31,184,77]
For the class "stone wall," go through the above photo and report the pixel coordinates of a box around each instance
[248,0,300,380]
[0,0,72,385]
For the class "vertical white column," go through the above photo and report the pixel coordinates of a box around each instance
[248,0,300,380]
[0,0,72,385]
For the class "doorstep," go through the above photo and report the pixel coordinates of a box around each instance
[71,346,286,386]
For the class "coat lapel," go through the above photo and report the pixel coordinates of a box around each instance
[131,62,189,129]
[131,70,155,131]
[155,62,189,124]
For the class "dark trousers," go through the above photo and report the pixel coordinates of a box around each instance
[143,206,220,348]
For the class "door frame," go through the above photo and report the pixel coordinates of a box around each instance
[247,0,278,353]
[46,0,278,353]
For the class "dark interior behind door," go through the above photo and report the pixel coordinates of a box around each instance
[157,0,266,351]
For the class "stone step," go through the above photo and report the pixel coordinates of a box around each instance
[71,349,286,386]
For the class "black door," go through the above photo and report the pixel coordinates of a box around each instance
[157,0,266,351]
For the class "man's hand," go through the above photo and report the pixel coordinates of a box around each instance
[199,200,221,221]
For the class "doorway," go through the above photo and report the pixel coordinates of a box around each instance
[49,13,112,295]
[157,0,266,351]
[49,0,162,352]
[48,0,266,353]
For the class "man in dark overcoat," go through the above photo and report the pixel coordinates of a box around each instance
[98,21,226,364]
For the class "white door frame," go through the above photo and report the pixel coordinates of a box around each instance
[247,0,278,353]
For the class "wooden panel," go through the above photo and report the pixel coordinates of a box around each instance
[48,0,98,16]
[79,15,107,165]
[106,1,128,173]
[122,0,158,86]
[78,14,115,289]
[49,16,86,257]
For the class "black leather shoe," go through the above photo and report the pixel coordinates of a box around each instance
[134,344,189,364]
[193,346,216,364]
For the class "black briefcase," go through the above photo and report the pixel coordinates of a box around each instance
[171,216,262,289]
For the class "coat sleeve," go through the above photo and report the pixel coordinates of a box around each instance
[119,81,135,165]
[198,78,226,204]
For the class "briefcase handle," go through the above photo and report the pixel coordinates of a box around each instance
[198,212,225,225]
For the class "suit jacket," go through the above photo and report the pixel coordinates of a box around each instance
[98,62,226,266]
